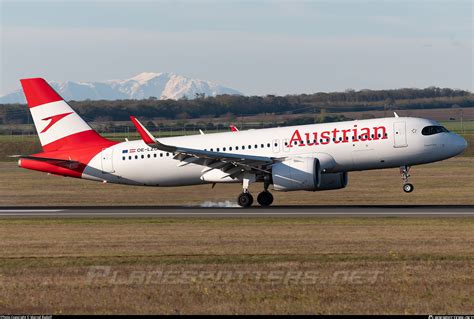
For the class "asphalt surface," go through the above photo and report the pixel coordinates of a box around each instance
[0,205,472,217]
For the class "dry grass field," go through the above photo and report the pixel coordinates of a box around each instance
[1,133,473,314]
[0,157,472,206]
[0,217,473,314]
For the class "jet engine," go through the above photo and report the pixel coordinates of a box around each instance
[272,157,321,191]
[272,157,348,191]
[317,172,348,190]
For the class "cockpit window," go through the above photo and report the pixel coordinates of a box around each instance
[422,126,449,136]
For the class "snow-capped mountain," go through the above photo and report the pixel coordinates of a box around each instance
[0,72,242,103]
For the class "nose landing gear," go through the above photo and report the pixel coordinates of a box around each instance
[400,165,414,193]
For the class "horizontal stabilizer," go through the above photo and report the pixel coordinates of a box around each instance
[9,154,80,165]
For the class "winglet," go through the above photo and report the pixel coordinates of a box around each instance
[130,116,157,145]
[130,116,176,152]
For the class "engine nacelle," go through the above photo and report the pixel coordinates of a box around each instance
[272,157,321,191]
[317,172,349,191]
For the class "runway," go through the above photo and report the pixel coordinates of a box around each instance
[0,205,473,217]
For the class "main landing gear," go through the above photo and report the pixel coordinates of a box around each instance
[237,174,274,207]
[400,165,414,193]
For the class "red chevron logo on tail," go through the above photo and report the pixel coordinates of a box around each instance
[40,112,74,133]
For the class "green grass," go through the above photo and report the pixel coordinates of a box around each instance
[439,120,474,133]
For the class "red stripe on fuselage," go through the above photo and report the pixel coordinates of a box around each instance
[20,78,63,108]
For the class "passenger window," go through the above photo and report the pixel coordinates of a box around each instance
[166,153,169,156]
[261,144,264,148]
[267,143,270,147]
[160,153,163,157]
[122,156,125,160]
[128,156,131,160]
[141,155,144,159]
[229,147,233,151]
[242,146,245,150]
[147,154,150,158]
[135,155,138,159]
[223,147,226,151]
[236,146,239,150]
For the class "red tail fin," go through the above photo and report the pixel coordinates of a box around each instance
[20,78,114,152]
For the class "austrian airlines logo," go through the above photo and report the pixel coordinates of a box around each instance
[40,112,74,133]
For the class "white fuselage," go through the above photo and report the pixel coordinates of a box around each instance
[82,117,467,187]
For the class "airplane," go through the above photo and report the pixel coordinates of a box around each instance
[14,78,468,207]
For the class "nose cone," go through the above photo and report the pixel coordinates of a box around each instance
[452,134,468,155]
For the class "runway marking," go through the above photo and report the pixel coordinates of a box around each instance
[0,212,473,216]
[0,209,64,213]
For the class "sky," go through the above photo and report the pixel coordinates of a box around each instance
[0,0,472,96]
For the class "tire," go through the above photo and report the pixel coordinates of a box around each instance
[403,183,414,193]
[257,191,274,207]
[238,192,254,207]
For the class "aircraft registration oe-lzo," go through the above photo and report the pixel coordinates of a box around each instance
[14,78,468,207]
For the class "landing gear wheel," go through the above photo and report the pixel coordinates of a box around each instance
[403,183,414,193]
[257,191,274,207]
[238,192,254,207]
[400,165,414,193]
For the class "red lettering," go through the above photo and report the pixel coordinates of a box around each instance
[352,125,358,142]
[289,129,304,148]
[332,128,340,144]
[373,126,387,140]
[359,127,371,141]
[342,129,351,143]
[320,131,330,144]
[304,132,318,146]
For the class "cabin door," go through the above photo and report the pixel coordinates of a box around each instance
[101,148,115,173]
[393,122,408,148]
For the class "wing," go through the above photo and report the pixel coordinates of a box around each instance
[130,116,275,177]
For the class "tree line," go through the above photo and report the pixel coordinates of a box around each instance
[1,87,472,124]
